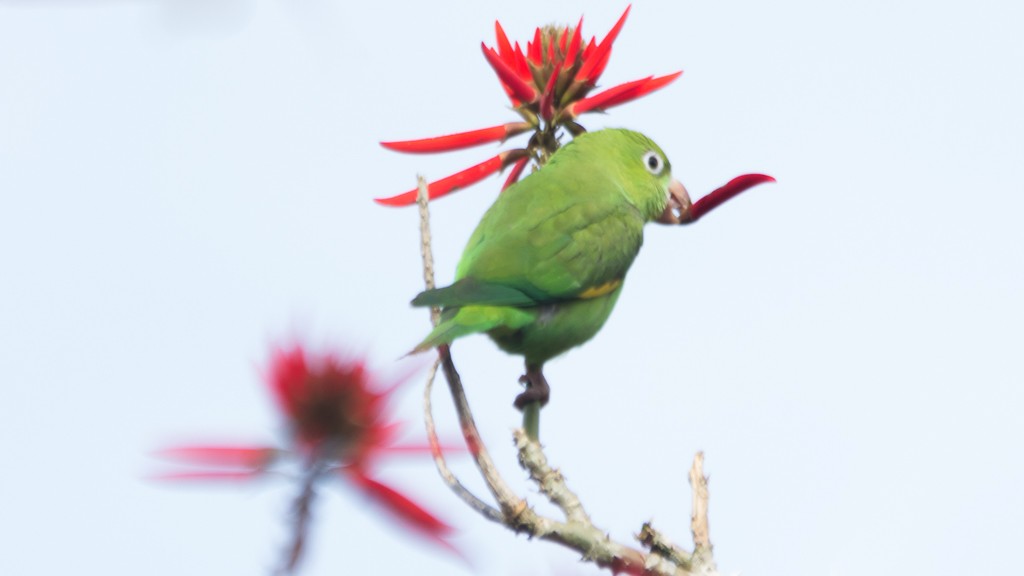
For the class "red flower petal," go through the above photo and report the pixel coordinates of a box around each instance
[528,28,542,65]
[481,43,538,104]
[634,70,683,97]
[685,174,776,223]
[539,60,562,122]
[582,36,596,61]
[346,469,458,551]
[513,42,530,81]
[575,5,631,84]
[603,4,631,47]
[564,17,583,68]
[494,20,513,60]
[269,347,309,420]
[375,152,512,206]
[154,445,279,468]
[586,46,614,85]
[150,470,268,482]
[503,155,530,190]
[568,71,682,116]
[568,76,651,116]
[381,123,531,154]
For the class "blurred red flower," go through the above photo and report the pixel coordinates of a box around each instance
[154,344,460,569]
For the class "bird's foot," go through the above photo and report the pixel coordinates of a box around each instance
[514,367,549,410]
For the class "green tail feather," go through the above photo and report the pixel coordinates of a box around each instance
[412,305,536,353]
[412,278,539,308]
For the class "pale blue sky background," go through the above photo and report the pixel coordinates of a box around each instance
[2,1,1022,575]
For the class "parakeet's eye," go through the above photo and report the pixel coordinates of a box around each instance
[642,151,665,175]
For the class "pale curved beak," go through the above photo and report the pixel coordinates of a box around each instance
[656,179,693,224]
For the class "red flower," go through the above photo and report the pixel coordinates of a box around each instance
[377,5,683,206]
[266,347,399,463]
[154,344,461,568]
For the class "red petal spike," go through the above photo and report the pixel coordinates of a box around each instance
[684,174,776,223]
[345,469,463,560]
[540,60,562,122]
[567,76,652,116]
[586,47,614,85]
[528,28,543,64]
[635,70,683,96]
[267,346,308,419]
[381,123,531,154]
[494,21,513,59]
[575,44,607,84]
[603,4,632,46]
[374,153,508,206]
[568,71,682,116]
[564,17,583,68]
[513,42,530,80]
[503,156,530,190]
[575,5,631,83]
[582,36,596,60]
[150,470,268,482]
[154,445,278,468]
[481,43,538,104]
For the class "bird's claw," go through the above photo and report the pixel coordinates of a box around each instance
[514,370,550,410]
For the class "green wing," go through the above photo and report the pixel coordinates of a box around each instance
[455,157,645,302]
[413,164,644,311]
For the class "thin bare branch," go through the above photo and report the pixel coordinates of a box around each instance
[638,523,694,572]
[513,429,692,576]
[275,459,325,575]
[534,516,655,575]
[423,358,503,522]
[417,177,440,326]
[689,452,716,573]
[426,314,719,576]
[513,430,591,525]
[437,347,526,520]
[416,176,502,522]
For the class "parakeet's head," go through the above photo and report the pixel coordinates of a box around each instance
[554,128,692,224]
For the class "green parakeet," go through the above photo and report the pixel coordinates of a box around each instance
[410,128,692,408]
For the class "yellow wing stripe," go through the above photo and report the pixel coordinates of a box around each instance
[578,279,623,299]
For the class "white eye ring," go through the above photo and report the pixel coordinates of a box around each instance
[642,151,665,175]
